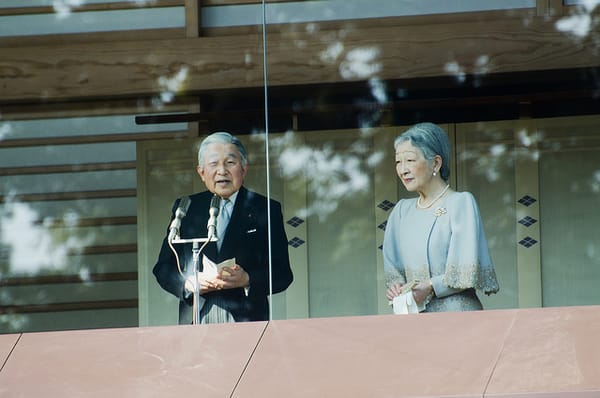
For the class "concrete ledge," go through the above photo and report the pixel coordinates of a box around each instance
[1,306,599,397]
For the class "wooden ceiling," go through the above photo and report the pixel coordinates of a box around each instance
[1,3,599,129]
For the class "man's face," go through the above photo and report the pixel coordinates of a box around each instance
[197,142,247,199]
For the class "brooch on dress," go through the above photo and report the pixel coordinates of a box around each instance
[433,207,447,217]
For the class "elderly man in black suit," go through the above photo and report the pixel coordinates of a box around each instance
[153,132,293,324]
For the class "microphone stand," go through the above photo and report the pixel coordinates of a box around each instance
[170,235,217,325]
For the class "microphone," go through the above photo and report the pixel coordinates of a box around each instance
[207,194,221,238]
[168,196,191,241]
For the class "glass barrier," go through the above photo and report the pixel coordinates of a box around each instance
[1,0,600,334]
[261,0,600,320]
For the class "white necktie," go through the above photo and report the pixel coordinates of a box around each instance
[217,199,230,251]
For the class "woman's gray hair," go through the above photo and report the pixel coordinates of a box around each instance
[197,131,248,170]
[394,122,451,181]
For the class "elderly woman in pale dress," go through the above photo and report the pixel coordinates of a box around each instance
[383,122,499,312]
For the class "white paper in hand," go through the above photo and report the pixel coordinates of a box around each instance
[202,255,236,279]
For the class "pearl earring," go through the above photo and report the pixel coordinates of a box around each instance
[433,170,437,176]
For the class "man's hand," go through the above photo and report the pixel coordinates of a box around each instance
[215,265,250,290]
[185,272,222,294]
[185,266,250,293]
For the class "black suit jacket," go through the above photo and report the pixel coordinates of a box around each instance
[153,186,293,323]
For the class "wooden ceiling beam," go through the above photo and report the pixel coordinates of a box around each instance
[1,14,597,104]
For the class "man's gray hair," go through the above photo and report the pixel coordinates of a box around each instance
[197,131,248,170]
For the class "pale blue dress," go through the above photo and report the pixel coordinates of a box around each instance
[383,191,499,312]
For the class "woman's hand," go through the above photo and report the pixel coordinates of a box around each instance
[412,280,434,305]
[386,282,405,300]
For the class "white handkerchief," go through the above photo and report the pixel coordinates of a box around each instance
[392,292,424,314]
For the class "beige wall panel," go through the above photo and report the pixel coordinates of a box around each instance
[456,121,519,310]
[258,132,311,319]
[137,138,198,326]
[373,127,400,314]
[513,120,542,308]
[236,134,298,320]
[300,129,380,318]
[537,115,600,307]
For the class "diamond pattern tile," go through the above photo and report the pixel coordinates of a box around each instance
[288,237,305,248]
[518,236,538,248]
[286,216,304,228]
[377,200,396,211]
[518,195,537,207]
[518,216,538,227]
[378,221,387,231]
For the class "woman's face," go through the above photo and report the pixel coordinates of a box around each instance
[395,140,434,192]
